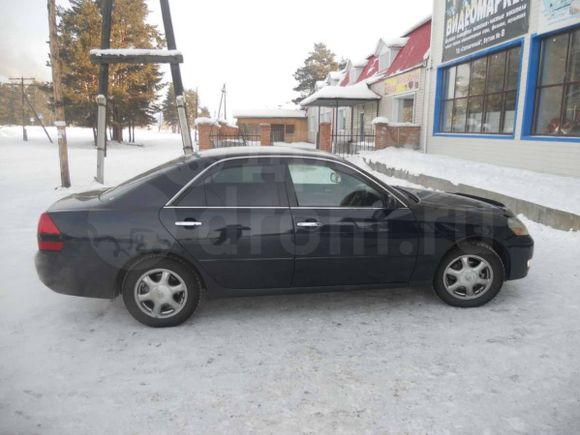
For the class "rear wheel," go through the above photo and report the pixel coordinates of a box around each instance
[122,256,202,327]
[433,242,505,307]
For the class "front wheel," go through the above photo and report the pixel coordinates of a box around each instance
[122,255,202,327]
[433,242,505,307]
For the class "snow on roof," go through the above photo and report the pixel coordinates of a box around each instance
[356,56,380,83]
[402,15,432,37]
[383,37,409,47]
[300,82,381,107]
[89,48,182,57]
[353,58,368,68]
[233,109,306,119]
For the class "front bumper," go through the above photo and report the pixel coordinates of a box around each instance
[506,235,534,280]
[35,251,118,299]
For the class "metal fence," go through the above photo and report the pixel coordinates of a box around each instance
[331,131,375,157]
[210,134,260,148]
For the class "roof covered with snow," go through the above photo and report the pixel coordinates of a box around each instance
[386,18,431,76]
[300,82,381,107]
[356,55,380,83]
[233,109,306,119]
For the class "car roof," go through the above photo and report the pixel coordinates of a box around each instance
[193,146,342,161]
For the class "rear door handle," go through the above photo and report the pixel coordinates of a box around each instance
[175,220,203,227]
[296,221,322,228]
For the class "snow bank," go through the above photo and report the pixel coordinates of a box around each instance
[361,147,580,215]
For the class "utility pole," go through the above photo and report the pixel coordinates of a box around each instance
[217,83,227,120]
[6,79,53,143]
[47,0,71,187]
[9,77,34,141]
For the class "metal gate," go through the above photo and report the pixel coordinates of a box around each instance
[210,133,260,148]
[332,129,375,157]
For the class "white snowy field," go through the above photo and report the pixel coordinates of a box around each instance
[359,148,580,215]
[1,126,580,434]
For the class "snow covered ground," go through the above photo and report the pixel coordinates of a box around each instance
[1,127,580,434]
[359,148,580,215]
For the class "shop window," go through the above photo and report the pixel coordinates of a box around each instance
[439,46,521,134]
[533,29,580,137]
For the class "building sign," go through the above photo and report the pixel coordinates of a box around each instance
[539,0,580,33]
[443,0,530,61]
[384,69,421,96]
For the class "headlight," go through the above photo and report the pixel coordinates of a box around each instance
[507,216,529,236]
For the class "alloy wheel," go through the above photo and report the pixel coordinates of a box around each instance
[133,268,188,319]
[443,254,494,300]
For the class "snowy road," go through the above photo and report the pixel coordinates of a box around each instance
[1,127,579,434]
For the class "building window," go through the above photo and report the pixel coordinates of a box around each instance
[394,96,415,123]
[440,46,521,134]
[379,51,391,71]
[533,29,580,137]
[285,124,295,134]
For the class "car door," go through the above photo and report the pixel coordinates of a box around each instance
[160,157,294,290]
[285,158,418,287]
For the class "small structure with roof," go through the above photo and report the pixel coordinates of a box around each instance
[233,109,308,143]
[302,16,431,150]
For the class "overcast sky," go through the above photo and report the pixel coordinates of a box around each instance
[0,0,432,117]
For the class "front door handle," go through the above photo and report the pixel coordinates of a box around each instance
[296,221,322,228]
[175,220,203,227]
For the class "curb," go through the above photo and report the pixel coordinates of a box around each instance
[363,158,580,232]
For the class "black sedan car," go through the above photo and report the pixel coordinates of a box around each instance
[36,147,533,327]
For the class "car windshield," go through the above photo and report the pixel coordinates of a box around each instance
[99,156,192,201]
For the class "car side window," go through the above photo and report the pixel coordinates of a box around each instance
[287,162,384,208]
[176,161,287,207]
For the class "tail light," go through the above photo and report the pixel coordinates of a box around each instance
[37,212,64,251]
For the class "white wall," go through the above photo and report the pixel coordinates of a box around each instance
[425,0,580,178]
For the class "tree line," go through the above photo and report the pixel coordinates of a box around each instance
[0,0,209,142]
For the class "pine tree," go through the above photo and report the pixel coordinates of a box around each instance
[162,84,207,132]
[57,0,163,142]
[292,43,340,104]
[161,83,177,132]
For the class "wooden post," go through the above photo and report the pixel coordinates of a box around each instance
[160,0,193,154]
[47,0,71,188]
[95,0,113,183]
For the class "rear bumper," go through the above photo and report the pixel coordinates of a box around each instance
[506,236,534,280]
[35,251,117,299]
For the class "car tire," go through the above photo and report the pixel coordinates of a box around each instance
[433,242,505,308]
[122,255,202,327]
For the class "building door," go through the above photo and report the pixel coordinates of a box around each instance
[271,124,285,143]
